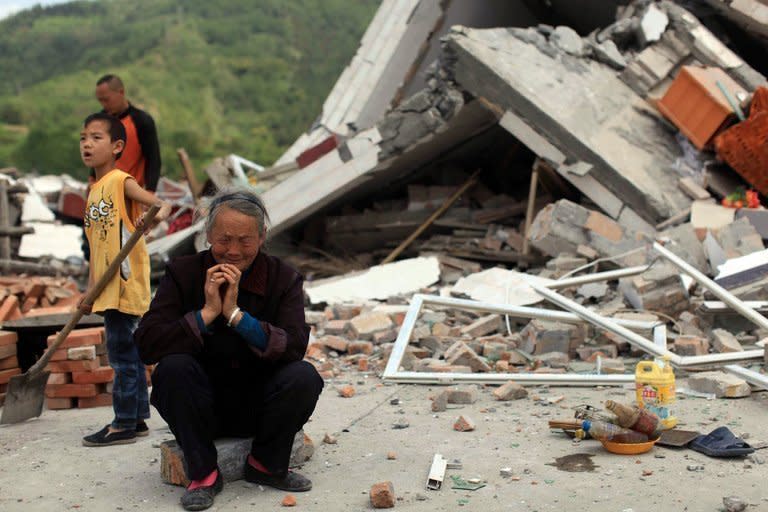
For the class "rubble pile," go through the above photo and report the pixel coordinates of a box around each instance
[1,0,768,412]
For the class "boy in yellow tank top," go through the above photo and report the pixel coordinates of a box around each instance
[79,112,170,446]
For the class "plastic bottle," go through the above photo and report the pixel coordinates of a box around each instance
[580,419,649,444]
[605,399,661,438]
[635,358,678,429]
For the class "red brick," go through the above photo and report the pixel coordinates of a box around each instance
[20,296,38,314]
[390,311,406,327]
[348,341,373,355]
[0,368,21,385]
[370,481,395,509]
[23,282,45,299]
[319,335,348,353]
[0,296,22,321]
[45,383,98,398]
[46,397,75,410]
[304,344,326,360]
[47,327,103,349]
[49,349,69,362]
[54,293,81,308]
[46,359,100,373]
[280,494,297,507]
[24,305,72,317]
[78,393,112,408]
[47,373,72,385]
[338,385,355,398]
[453,415,476,432]
[0,343,16,359]
[584,211,623,241]
[323,319,351,336]
[72,367,114,384]
[0,356,18,370]
[0,330,18,346]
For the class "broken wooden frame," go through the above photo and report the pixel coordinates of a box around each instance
[381,293,657,385]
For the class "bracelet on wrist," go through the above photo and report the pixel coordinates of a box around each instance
[227,307,241,327]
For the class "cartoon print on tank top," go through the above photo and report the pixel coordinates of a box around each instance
[84,191,116,243]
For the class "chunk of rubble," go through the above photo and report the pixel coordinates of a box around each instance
[493,381,528,401]
[673,335,709,356]
[446,385,478,404]
[453,415,476,432]
[370,481,395,509]
[711,329,744,353]
[444,340,492,372]
[520,319,584,357]
[687,371,751,398]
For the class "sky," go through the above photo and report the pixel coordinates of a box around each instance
[0,0,72,20]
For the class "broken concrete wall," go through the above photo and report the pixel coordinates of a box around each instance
[528,199,647,265]
[442,25,690,224]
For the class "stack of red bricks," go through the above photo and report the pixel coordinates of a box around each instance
[0,276,82,321]
[43,327,154,410]
[0,331,21,406]
[44,327,115,410]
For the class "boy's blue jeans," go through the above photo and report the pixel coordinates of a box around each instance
[104,309,149,430]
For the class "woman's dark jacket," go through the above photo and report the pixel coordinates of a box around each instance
[134,250,309,370]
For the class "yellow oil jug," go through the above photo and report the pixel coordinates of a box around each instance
[635,359,677,430]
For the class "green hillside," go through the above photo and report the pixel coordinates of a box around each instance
[0,0,379,181]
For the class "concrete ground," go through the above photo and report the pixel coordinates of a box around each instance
[1,375,767,512]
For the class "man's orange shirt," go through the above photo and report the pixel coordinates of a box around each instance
[116,115,147,188]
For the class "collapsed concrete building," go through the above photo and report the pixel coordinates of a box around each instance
[244,0,766,273]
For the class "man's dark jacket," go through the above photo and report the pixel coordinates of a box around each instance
[134,250,309,371]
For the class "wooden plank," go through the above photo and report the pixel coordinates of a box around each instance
[176,148,203,201]
[0,226,34,237]
[1,313,103,331]
[382,171,480,264]
[0,180,10,262]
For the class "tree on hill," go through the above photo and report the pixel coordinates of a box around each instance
[0,0,379,181]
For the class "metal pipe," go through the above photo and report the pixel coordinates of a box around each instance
[382,294,640,385]
[677,350,765,367]
[546,265,649,290]
[701,301,768,313]
[416,294,660,330]
[653,241,768,331]
[382,294,424,379]
[385,371,635,386]
[532,284,681,364]
[535,285,764,368]
[723,365,768,391]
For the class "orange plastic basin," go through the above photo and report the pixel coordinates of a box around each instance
[600,437,659,455]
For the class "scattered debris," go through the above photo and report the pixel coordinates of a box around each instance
[370,481,395,509]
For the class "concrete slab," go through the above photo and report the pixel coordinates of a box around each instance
[1,379,766,510]
[304,256,440,305]
[445,26,690,223]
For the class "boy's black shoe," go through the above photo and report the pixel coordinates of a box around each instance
[244,462,312,492]
[82,425,137,447]
[181,470,223,511]
[136,420,149,437]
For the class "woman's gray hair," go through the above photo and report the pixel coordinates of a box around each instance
[198,187,270,237]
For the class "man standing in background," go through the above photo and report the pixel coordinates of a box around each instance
[95,74,161,191]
